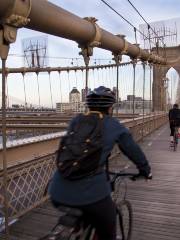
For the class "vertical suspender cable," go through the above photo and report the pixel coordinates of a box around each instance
[97,66,100,85]
[48,71,53,109]
[134,27,137,44]
[6,74,9,109]
[142,62,146,140]
[149,64,152,114]
[109,66,112,88]
[92,68,95,89]
[36,72,41,108]
[67,70,71,94]
[22,73,27,110]
[116,64,119,116]
[75,70,78,87]
[110,67,114,89]
[148,24,152,51]
[58,71,62,112]
[132,60,136,119]
[2,59,10,239]
[105,66,108,87]
[85,64,89,97]
[81,69,84,89]
[102,66,104,86]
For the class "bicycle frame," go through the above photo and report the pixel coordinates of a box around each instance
[40,171,138,240]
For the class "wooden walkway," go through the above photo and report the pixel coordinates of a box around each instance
[2,124,180,239]
[128,125,180,240]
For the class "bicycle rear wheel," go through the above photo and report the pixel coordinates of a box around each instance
[116,200,133,240]
[173,129,178,151]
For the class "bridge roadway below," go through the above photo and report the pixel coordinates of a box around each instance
[4,124,180,240]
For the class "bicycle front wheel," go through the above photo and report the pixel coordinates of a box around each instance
[116,200,133,240]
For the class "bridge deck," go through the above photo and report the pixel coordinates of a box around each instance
[3,124,180,240]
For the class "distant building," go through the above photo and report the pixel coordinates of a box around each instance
[127,95,135,101]
[56,102,85,113]
[121,98,151,112]
[69,87,80,103]
[112,87,118,100]
[81,88,91,102]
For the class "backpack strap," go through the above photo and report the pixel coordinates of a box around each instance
[85,111,104,119]
[105,155,110,182]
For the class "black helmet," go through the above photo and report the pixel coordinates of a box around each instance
[86,86,116,108]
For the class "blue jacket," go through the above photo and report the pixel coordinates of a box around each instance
[49,114,150,206]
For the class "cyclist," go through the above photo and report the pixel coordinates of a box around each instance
[49,86,152,240]
[169,103,180,144]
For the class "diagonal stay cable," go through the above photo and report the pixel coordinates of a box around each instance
[100,0,155,46]
[126,0,165,47]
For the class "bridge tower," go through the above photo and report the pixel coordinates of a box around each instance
[140,18,180,111]
[153,46,180,111]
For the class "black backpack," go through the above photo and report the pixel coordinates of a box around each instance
[56,112,104,180]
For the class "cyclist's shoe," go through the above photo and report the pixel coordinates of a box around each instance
[131,172,152,181]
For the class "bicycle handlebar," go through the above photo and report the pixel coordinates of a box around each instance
[108,171,152,182]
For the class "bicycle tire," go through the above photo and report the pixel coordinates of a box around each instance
[116,200,133,240]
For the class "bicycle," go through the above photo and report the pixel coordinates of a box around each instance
[170,125,180,152]
[39,170,140,240]
[173,126,179,151]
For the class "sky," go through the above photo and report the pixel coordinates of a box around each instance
[1,0,180,106]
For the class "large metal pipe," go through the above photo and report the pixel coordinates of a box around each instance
[0,0,166,64]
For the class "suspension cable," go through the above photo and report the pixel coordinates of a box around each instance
[100,0,155,46]
[126,0,165,47]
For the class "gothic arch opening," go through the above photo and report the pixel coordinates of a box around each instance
[166,67,180,106]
